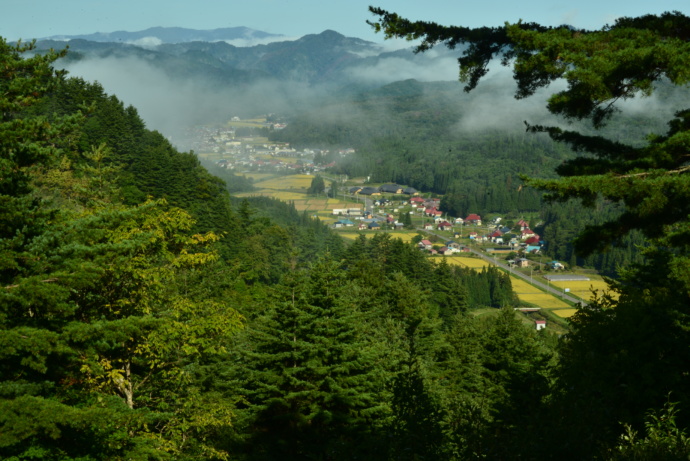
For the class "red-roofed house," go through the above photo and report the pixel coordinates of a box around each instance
[418,239,433,251]
[521,228,536,240]
[465,214,482,225]
[437,221,452,231]
[524,236,541,245]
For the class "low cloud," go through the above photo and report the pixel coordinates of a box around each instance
[127,37,163,48]
[62,55,333,145]
[345,52,459,84]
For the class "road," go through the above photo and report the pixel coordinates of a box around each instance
[424,229,586,307]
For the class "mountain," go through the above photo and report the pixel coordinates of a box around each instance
[42,26,284,45]
[35,29,450,89]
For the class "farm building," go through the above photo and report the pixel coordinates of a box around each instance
[379,184,403,194]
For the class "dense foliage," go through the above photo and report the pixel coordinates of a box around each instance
[1,37,558,460]
[371,6,690,459]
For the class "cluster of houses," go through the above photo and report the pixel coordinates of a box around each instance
[417,239,470,255]
[468,219,541,250]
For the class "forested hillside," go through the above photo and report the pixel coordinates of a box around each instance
[6,7,690,458]
[1,38,559,460]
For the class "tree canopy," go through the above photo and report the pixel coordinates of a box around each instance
[370,8,690,459]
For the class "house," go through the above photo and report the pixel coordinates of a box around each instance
[516,219,529,230]
[410,196,425,205]
[368,222,381,230]
[423,222,434,230]
[333,219,356,228]
[468,231,478,240]
[535,320,547,331]
[437,221,452,231]
[358,223,368,230]
[516,258,530,268]
[438,246,454,256]
[337,219,355,227]
[446,241,461,250]
[454,217,464,225]
[526,245,541,254]
[418,239,433,250]
[465,213,482,225]
[549,261,565,270]
[521,228,536,240]
[349,186,362,194]
[402,187,418,195]
[524,236,541,246]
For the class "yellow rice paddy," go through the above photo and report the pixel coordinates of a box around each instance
[442,256,491,269]
[510,277,571,308]
[253,174,314,190]
[547,279,616,301]
[551,308,579,318]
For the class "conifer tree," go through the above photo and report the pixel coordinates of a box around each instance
[236,256,389,459]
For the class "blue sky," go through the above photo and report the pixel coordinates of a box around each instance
[4,0,690,43]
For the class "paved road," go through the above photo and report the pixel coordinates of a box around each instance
[424,230,586,307]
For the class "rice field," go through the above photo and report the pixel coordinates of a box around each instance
[253,174,314,190]
[510,277,571,308]
[547,278,616,301]
[551,308,579,318]
[442,256,491,269]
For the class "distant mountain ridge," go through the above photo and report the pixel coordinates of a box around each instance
[42,26,284,45]
[35,29,442,88]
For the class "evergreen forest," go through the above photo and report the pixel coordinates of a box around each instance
[3,8,690,459]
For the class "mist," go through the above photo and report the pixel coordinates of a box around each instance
[62,56,335,144]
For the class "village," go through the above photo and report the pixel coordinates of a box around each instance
[192,117,610,330]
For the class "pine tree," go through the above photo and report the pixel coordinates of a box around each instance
[237,256,389,460]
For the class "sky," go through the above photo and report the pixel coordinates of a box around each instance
[4,0,690,44]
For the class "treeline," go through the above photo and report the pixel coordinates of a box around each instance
[537,200,648,276]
